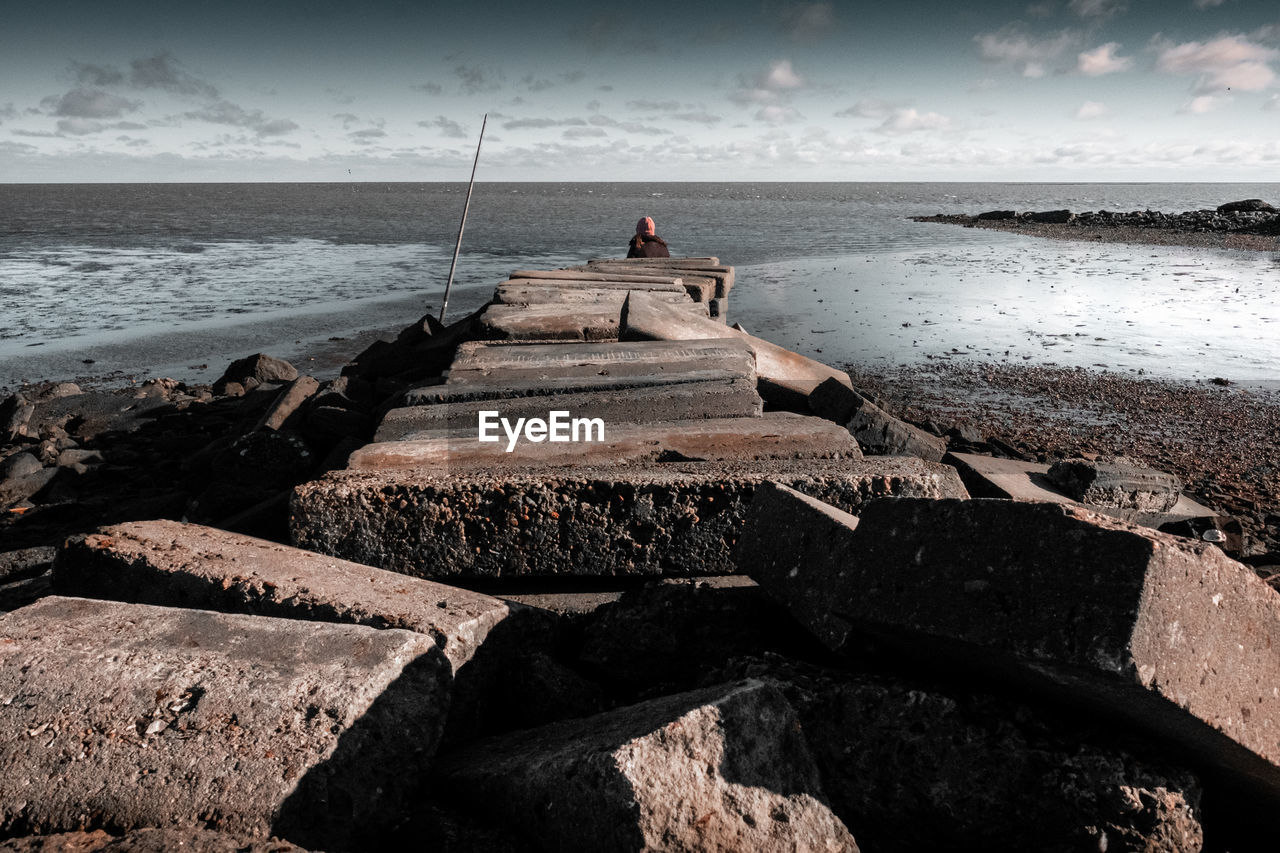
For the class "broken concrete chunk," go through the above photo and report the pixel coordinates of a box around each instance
[375,378,763,442]
[214,353,297,393]
[0,827,313,852]
[477,303,622,342]
[349,412,861,473]
[621,292,850,407]
[1046,456,1182,512]
[495,285,691,307]
[437,679,858,853]
[445,338,754,383]
[256,375,321,432]
[0,596,449,849]
[739,484,1280,806]
[52,519,509,673]
[808,378,946,462]
[291,458,966,579]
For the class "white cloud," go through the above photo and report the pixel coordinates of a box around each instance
[1078,42,1133,75]
[1193,0,1228,7]
[835,98,896,119]
[779,4,837,42]
[1180,94,1229,113]
[1075,100,1108,118]
[976,27,1079,77]
[755,105,804,124]
[43,89,141,119]
[763,59,805,90]
[1068,0,1126,19]
[1156,34,1278,93]
[1265,93,1280,110]
[878,107,952,134]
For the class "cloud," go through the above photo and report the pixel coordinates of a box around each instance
[72,62,124,87]
[587,115,669,135]
[454,64,504,94]
[779,3,837,42]
[423,116,467,138]
[1265,93,1280,110]
[835,98,896,118]
[755,105,804,124]
[976,27,1079,77]
[412,82,443,95]
[1193,0,1227,7]
[730,59,807,113]
[129,53,219,98]
[350,128,386,139]
[502,117,587,129]
[1180,94,1228,112]
[1156,33,1278,93]
[1075,100,1108,118]
[669,111,722,125]
[564,127,608,139]
[183,100,298,136]
[54,118,147,136]
[43,89,141,118]
[334,113,361,129]
[1026,2,1056,18]
[628,99,682,112]
[1078,42,1133,75]
[877,107,952,134]
[1068,0,1126,19]
[522,75,554,92]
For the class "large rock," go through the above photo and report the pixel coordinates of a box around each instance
[436,679,858,852]
[375,378,763,442]
[1029,209,1075,223]
[1046,456,1182,512]
[621,291,851,407]
[291,458,967,579]
[1217,199,1275,213]
[256,375,321,432]
[0,597,450,849]
[350,413,860,473]
[808,377,946,461]
[52,520,509,673]
[739,484,1280,806]
[729,661,1203,853]
[1,395,35,442]
[214,354,298,393]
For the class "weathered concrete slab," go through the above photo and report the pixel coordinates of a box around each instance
[510,268,686,285]
[349,412,861,472]
[740,484,1280,804]
[436,679,857,852]
[621,291,851,406]
[1046,456,1183,512]
[810,377,947,461]
[0,596,448,849]
[494,285,692,307]
[477,303,623,342]
[52,519,509,673]
[447,338,754,379]
[501,276,686,293]
[587,256,721,265]
[585,262,733,297]
[945,451,1214,528]
[290,458,967,578]
[375,378,764,442]
[405,367,754,406]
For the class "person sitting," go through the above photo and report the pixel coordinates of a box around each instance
[627,216,671,258]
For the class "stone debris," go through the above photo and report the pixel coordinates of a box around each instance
[0,828,311,852]
[809,377,947,461]
[52,519,509,673]
[0,596,449,850]
[740,483,1280,806]
[436,679,858,853]
[1046,455,1183,512]
[291,458,967,579]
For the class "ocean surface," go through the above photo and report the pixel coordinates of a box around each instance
[1,181,1278,390]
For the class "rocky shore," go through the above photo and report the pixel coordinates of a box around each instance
[2,255,1279,852]
[914,198,1280,251]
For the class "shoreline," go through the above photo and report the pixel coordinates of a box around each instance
[915,213,1280,253]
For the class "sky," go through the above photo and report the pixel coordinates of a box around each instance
[1,0,1278,182]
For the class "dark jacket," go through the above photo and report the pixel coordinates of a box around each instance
[627,234,670,258]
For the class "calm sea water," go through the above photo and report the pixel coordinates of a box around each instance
[1,181,1277,389]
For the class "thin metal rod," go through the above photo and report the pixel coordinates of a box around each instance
[439,113,487,324]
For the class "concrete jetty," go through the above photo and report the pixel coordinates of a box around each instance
[1,251,1266,850]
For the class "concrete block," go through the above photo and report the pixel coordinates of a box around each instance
[1046,456,1183,512]
[586,256,721,265]
[809,378,947,461]
[510,269,686,285]
[477,304,622,342]
[740,484,1280,805]
[0,596,449,849]
[494,285,691,307]
[945,451,1215,529]
[349,412,862,472]
[446,338,754,382]
[621,292,851,406]
[436,679,857,853]
[586,262,733,297]
[374,378,764,442]
[52,519,509,673]
[500,276,686,293]
[290,458,968,579]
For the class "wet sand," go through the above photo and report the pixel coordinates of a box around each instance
[922,217,1280,253]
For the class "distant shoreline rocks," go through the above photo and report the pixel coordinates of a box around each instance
[914,199,1280,250]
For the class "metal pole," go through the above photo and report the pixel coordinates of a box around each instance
[439,113,487,324]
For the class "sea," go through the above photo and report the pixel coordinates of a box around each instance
[1,181,1278,391]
